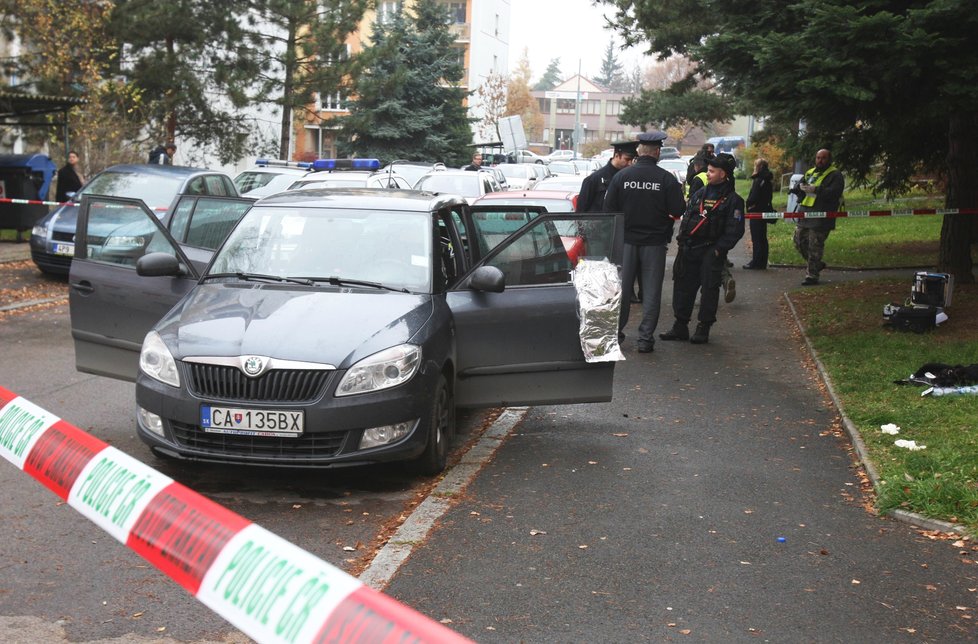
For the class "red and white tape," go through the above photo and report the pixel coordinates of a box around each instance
[0,386,470,644]
[745,208,978,219]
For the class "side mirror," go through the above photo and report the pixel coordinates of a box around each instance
[469,265,505,293]
[136,252,183,277]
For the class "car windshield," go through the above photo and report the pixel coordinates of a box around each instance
[209,206,432,292]
[82,171,184,210]
[496,164,529,179]
[547,162,578,175]
[416,173,480,197]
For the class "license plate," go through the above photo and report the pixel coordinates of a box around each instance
[53,242,74,256]
[201,406,303,437]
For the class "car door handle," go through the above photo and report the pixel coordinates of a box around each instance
[70,280,95,295]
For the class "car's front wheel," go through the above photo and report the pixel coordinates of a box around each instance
[408,374,454,476]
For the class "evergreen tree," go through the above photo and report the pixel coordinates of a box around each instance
[242,0,369,159]
[338,0,472,167]
[601,0,978,281]
[108,0,256,164]
[593,41,624,91]
[533,58,562,91]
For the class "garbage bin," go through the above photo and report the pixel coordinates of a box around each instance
[0,153,57,232]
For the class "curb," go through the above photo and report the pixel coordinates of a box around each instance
[782,292,973,539]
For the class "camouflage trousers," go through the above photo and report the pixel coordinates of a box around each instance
[793,227,830,278]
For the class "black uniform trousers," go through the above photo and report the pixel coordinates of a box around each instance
[672,244,725,326]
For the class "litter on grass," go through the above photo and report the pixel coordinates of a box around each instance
[894,439,927,451]
[880,423,901,435]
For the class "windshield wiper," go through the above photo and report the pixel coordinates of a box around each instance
[200,272,314,286]
[304,276,410,293]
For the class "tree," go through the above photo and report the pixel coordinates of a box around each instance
[593,41,625,91]
[601,0,978,282]
[338,0,472,167]
[474,72,507,143]
[242,0,369,159]
[506,49,543,141]
[108,0,258,164]
[533,58,562,91]
[0,0,148,171]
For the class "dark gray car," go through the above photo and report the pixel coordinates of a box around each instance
[68,189,623,474]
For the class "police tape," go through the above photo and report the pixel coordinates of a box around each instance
[745,208,978,219]
[0,197,168,211]
[0,386,470,644]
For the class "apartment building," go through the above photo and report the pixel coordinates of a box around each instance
[533,74,634,153]
[294,0,510,160]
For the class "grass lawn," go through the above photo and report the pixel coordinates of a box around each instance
[789,278,978,533]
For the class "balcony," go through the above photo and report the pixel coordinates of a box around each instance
[449,22,470,43]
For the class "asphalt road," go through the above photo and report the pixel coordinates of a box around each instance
[1,249,976,642]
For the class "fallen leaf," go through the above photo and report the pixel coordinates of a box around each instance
[667,623,676,627]
[157,627,166,633]
[680,629,691,635]
[343,546,356,552]
[529,529,547,536]
[439,619,453,624]
[953,540,966,548]
[132,612,144,618]
[743,509,753,514]
[902,628,916,634]
[851,579,861,585]
[612,433,628,437]
[292,504,302,509]
[956,606,969,611]
[588,461,597,465]
[470,511,480,516]
[925,585,937,591]
[579,544,588,549]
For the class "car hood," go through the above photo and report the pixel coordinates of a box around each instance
[156,283,434,368]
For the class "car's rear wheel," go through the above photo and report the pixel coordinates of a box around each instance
[408,374,454,476]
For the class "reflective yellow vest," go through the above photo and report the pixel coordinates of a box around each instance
[800,164,838,207]
[685,171,708,199]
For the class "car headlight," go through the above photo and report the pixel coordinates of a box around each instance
[31,221,49,239]
[336,344,421,397]
[104,235,147,248]
[139,331,180,387]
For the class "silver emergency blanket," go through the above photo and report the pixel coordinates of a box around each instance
[571,259,624,362]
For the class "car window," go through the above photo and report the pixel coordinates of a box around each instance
[168,198,194,241]
[417,173,479,198]
[203,175,231,196]
[210,206,433,292]
[185,177,206,196]
[234,171,278,193]
[184,198,252,249]
[81,170,184,211]
[82,198,177,268]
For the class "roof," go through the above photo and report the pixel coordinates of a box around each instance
[103,163,216,177]
[0,90,86,120]
[255,187,467,212]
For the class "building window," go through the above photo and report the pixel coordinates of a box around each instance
[378,1,401,23]
[447,2,465,23]
[538,98,550,112]
[606,100,621,116]
[494,13,500,37]
[581,100,600,115]
[556,98,576,114]
[319,91,346,112]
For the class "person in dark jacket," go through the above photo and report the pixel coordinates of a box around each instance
[660,153,746,345]
[743,158,775,269]
[148,142,176,165]
[576,140,637,213]
[790,148,844,285]
[56,150,84,202]
[604,131,685,353]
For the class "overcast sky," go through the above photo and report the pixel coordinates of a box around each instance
[508,0,648,84]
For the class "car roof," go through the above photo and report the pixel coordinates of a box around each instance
[475,189,577,201]
[255,187,468,211]
[103,163,222,177]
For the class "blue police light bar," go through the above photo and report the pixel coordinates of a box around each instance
[311,158,381,171]
[255,159,313,169]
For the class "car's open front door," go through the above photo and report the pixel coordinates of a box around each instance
[449,207,624,408]
[69,195,199,381]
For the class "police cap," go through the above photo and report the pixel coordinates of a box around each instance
[636,130,668,146]
[610,140,638,156]
[708,152,737,177]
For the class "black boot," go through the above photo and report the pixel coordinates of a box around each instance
[659,322,689,341]
[690,323,711,344]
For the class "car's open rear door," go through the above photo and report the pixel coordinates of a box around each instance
[69,195,199,381]
[449,208,624,408]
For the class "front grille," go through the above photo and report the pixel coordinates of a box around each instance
[172,421,347,459]
[52,230,75,243]
[185,364,332,403]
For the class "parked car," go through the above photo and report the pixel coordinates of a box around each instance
[67,189,623,474]
[233,159,315,198]
[571,159,600,175]
[288,171,413,190]
[378,161,444,188]
[546,161,581,176]
[483,166,509,191]
[510,149,547,164]
[472,190,588,264]
[493,163,539,190]
[545,149,577,162]
[657,158,689,184]
[415,168,502,204]
[660,146,681,160]
[31,164,238,275]
[532,175,587,193]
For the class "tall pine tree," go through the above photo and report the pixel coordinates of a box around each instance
[533,58,562,91]
[338,0,471,166]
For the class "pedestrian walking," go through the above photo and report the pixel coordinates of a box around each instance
[743,158,775,269]
[148,142,176,165]
[790,148,844,285]
[604,131,685,353]
[463,153,483,171]
[56,150,84,202]
[660,153,745,345]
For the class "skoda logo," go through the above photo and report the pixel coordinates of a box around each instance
[243,356,264,377]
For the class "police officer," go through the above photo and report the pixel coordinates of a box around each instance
[660,153,745,345]
[576,140,637,213]
[604,131,685,353]
[791,148,844,285]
